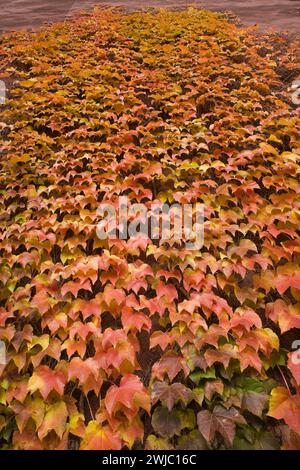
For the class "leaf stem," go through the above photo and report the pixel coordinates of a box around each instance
[277,365,291,394]
[85,394,95,421]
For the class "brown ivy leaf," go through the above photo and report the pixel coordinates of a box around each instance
[241,391,268,417]
[197,406,246,447]
[151,406,182,438]
[151,382,191,410]
[204,379,224,401]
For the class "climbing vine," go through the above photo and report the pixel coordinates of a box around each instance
[0,8,299,450]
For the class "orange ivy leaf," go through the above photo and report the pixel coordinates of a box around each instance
[28,365,66,399]
[80,421,122,450]
[268,387,300,435]
[105,374,150,417]
[266,299,300,333]
[151,352,190,382]
[275,274,300,295]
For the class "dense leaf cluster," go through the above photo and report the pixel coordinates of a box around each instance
[0,8,300,449]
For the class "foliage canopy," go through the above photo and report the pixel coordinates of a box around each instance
[0,8,300,449]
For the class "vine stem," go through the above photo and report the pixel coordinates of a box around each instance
[85,394,95,421]
[277,365,291,394]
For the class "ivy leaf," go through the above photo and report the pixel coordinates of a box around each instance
[12,397,45,433]
[121,306,152,332]
[80,421,121,450]
[237,377,266,393]
[189,366,216,384]
[204,379,224,401]
[204,344,237,369]
[151,406,182,438]
[177,429,208,450]
[67,412,85,438]
[151,382,190,411]
[268,387,300,435]
[281,427,300,450]
[266,299,300,333]
[241,391,268,417]
[38,401,68,440]
[105,374,150,416]
[61,279,92,297]
[68,357,99,383]
[156,281,178,302]
[71,298,101,320]
[196,409,215,444]
[28,365,66,400]
[13,429,43,450]
[190,387,205,406]
[197,406,246,447]
[275,274,300,295]
[151,352,190,382]
[234,431,280,450]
